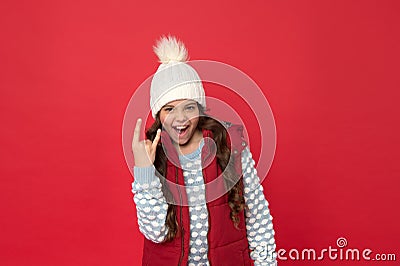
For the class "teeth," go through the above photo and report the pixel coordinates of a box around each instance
[175,125,188,129]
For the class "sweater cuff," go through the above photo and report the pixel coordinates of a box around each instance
[133,165,159,185]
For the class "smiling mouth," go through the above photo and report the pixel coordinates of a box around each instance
[172,125,189,135]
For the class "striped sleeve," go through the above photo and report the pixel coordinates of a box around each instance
[241,146,277,266]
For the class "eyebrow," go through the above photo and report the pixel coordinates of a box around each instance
[162,102,196,108]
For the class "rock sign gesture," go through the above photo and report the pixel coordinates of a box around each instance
[132,118,161,167]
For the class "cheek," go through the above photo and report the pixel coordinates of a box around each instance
[159,112,171,126]
[189,117,199,128]
[161,120,174,133]
[188,110,200,123]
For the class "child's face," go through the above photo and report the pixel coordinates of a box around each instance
[159,99,200,146]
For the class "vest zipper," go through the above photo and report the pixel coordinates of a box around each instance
[176,166,184,266]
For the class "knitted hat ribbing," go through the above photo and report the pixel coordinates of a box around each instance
[149,35,206,118]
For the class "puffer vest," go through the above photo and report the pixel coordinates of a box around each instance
[142,124,253,266]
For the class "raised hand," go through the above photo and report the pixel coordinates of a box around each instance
[132,118,161,167]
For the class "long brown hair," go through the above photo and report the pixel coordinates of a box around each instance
[145,104,245,242]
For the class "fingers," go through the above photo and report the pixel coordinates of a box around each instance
[133,118,142,144]
[151,129,161,150]
[144,139,152,151]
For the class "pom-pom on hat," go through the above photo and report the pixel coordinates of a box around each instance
[150,35,206,118]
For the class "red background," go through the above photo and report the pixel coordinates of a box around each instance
[1,0,399,265]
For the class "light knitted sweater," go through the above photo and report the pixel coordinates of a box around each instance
[132,139,277,265]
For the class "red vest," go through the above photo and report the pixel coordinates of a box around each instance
[142,125,253,266]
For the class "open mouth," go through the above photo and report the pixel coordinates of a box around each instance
[172,125,189,136]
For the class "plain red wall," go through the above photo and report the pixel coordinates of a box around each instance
[1,0,399,265]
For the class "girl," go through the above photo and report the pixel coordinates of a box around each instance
[131,36,277,266]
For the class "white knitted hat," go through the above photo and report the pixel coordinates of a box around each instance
[150,35,206,118]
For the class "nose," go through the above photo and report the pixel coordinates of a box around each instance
[174,108,187,122]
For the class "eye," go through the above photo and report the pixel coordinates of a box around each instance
[185,105,196,111]
[163,107,174,112]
